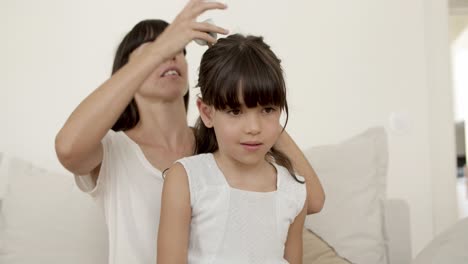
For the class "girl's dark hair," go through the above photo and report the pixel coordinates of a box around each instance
[111,19,189,131]
[195,34,302,183]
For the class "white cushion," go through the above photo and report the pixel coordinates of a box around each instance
[304,127,389,264]
[0,154,108,264]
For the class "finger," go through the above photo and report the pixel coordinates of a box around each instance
[184,0,203,10]
[207,41,215,48]
[193,31,218,45]
[175,0,201,19]
[192,21,229,35]
[191,1,227,17]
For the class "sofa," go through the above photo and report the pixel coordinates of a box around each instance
[0,127,412,264]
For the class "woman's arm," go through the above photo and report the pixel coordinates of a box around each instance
[275,130,325,214]
[55,44,166,176]
[283,203,307,264]
[157,163,192,264]
[55,0,228,177]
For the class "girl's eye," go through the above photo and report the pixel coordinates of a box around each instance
[263,107,277,114]
[227,109,241,116]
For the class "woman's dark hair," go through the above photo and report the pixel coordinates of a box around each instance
[195,34,302,183]
[111,19,189,131]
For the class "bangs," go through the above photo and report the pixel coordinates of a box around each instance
[210,47,287,110]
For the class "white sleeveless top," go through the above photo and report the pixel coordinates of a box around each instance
[177,153,306,264]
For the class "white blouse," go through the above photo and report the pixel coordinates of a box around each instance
[177,153,306,264]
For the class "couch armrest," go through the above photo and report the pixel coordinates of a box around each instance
[384,199,412,264]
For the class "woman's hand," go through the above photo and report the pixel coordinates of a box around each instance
[151,0,229,60]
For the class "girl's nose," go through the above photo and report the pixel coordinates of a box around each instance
[244,114,261,135]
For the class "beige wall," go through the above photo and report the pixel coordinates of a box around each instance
[1,0,458,257]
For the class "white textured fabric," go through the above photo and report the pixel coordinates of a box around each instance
[177,153,306,264]
[74,130,163,264]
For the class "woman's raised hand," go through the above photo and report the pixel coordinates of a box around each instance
[152,0,228,60]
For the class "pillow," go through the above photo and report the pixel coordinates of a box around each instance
[304,127,388,264]
[0,154,108,264]
[303,228,351,264]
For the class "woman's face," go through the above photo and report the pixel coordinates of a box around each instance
[130,42,189,103]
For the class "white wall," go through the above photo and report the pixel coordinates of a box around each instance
[451,15,468,130]
[450,15,468,122]
[1,0,458,257]
[424,0,459,238]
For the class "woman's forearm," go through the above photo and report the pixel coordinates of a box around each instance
[275,130,325,214]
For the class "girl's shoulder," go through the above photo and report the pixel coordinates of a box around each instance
[176,153,226,187]
[177,153,215,172]
[175,153,227,207]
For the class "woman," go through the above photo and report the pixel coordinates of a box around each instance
[55,1,323,263]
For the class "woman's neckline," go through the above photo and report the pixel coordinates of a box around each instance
[118,131,163,177]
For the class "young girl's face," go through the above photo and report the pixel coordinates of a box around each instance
[208,96,283,166]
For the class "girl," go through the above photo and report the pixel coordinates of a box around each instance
[158,34,307,264]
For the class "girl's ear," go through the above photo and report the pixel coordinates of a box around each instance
[197,98,214,128]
